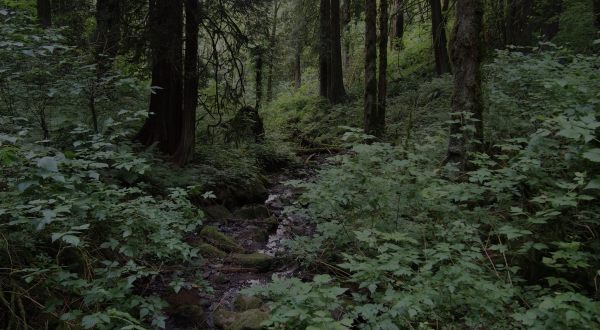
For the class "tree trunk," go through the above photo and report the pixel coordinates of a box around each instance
[364,0,379,136]
[255,50,264,110]
[267,0,280,103]
[595,0,600,29]
[378,0,388,134]
[538,1,562,41]
[319,0,331,98]
[329,0,347,104]
[506,0,533,46]
[391,0,404,49]
[172,0,200,165]
[341,0,351,70]
[37,0,52,27]
[136,0,184,155]
[430,0,451,75]
[294,45,302,89]
[94,0,121,75]
[446,0,484,170]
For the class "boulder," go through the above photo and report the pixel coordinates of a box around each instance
[233,204,270,219]
[214,308,269,330]
[200,226,244,253]
[196,243,227,258]
[202,204,233,220]
[229,253,274,272]
[233,295,263,312]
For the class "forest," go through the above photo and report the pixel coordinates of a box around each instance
[0,0,599,329]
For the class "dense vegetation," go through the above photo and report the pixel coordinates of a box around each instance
[1,0,599,329]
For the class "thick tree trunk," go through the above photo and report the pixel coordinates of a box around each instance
[391,0,404,49]
[319,0,331,98]
[506,0,533,46]
[37,0,52,27]
[172,0,200,165]
[377,0,388,134]
[267,0,280,103]
[329,0,347,104]
[446,0,484,170]
[430,0,451,75]
[364,0,379,136]
[94,0,121,75]
[136,0,184,155]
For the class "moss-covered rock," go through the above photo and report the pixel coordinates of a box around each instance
[233,204,270,219]
[214,309,269,330]
[171,304,206,327]
[196,243,227,258]
[263,215,279,232]
[200,226,244,253]
[202,204,233,220]
[233,295,263,312]
[229,253,274,272]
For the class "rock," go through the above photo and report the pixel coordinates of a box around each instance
[231,179,269,206]
[249,226,268,243]
[165,288,203,307]
[229,253,274,272]
[202,204,233,220]
[263,215,279,232]
[214,309,269,330]
[233,295,263,312]
[200,226,244,253]
[171,304,207,327]
[233,204,270,219]
[196,243,227,258]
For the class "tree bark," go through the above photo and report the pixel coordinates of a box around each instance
[319,0,331,98]
[329,0,347,104]
[446,0,484,170]
[538,0,563,41]
[595,0,600,29]
[255,50,264,110]
[94,0,121,75]
[364,0,379,136]
[430,0,451,75]
[391,0,404,49]
[172,0,200,165]
[136,0,184,155]
[341,0,351,70]
[378,0,388,134]
[37,0,52,28]
[266,0,280,103]
[506,0,533,46]
[293,45,302,89]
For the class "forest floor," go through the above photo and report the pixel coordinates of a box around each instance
[162,152,336,329]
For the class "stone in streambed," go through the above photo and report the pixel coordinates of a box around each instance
[229,253,274,272]
[196,243,227,258]
[214,308,269,330]
[200,226,244,253]
[233,295,263,312]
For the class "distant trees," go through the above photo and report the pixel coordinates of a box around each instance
[446,0,484,169]
[595,0,600,28]
[430,0,451,75]
[391,0,404,48]
[36,0,52,27]
[94,0,121,75]
[319,0,347,104]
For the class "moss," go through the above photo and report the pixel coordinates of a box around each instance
[202,204,233,220]
[214,309,269,330]
[233,204,270,219]
[229,253,274,271]
[171,305,206,326]
[233,295,263,312]
[200,226,244,253]
[196,243,227,258]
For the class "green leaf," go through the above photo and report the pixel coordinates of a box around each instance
[36,156,59,172]
[582,149,600,162]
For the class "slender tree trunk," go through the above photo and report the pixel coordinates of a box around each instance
[506,0,533,46]
[255,50,264,110]
[94,0,121,75]
[319,0,331,98]
[430,0,451,75]
[267,0,280,103]
[37,0,52,27]
[172,0,199,165]
[341,0,351,70]
[136,0,184,155]
[294,45,302,89]
[446,0,484,170]
[391,0,404,49]
[329,0,347,104]
[595,0,600,29]
[378,0,388,134]
[364,0,379,136]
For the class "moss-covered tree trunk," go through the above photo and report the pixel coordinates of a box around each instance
[329,0,347,104]
[446,0,484,170]
[37,0,52,28]
[172,0,200,165]
[364,0,379,136]
[319,0,331,98]
[136,0,184,155]
[430,0,451,75]
[377,0,388,134]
